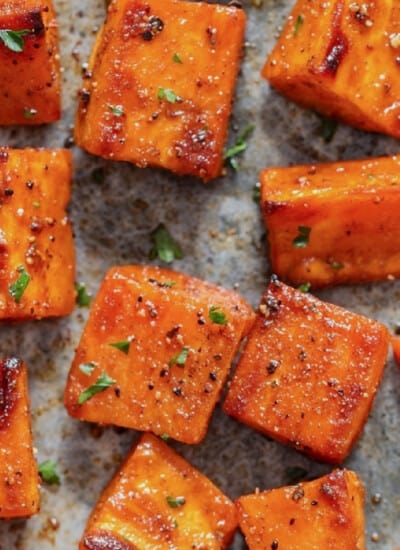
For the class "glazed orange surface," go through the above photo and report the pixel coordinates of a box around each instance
[261,156,400,287]
[236,469,365,550]
[74,0,246,181]
[80,433,237,549]
[0,0,61,125]
[224,279,389,463]
[263,0,400,138]
[0,358,39,519]
[65,265,255,443]
[0,148,75,320]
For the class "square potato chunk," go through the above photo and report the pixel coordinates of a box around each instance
[0,358,39,518]
[262,1,400,138]
[261,156,400,287]
[0,148,75,320]
[74,0,246,181]
[0,0,61,125]
[236,469,365,550]
[224,278,389,463]
[64,265,255,443]
[79,433,237,550]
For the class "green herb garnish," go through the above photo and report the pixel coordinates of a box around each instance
[109,340,130,354]
[298,282,311,293]
[108,104,123,116]
[149,223,184,264]
[330,261,344,270]
[166,495,186,508]
[169,346,189,367]
[208,306,228,325]
[78,372,116,405]
[160,433,170,441]
[38,460,61,485]
[252,183,261,203]
[23,107,37,119]
[292,226,311,248]
[0,29,30,52]
[79,362,96,376]
[224,125,254,171]
[173,53,183,64]
[9,266,30,303]
[293,14,304,36]
[75,282,92,307]
[319,117,338,143]
[157,87,179,103]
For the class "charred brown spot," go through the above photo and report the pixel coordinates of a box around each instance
[122,4,163,41]
[0,358,22,430]
[24,9,45,37]
[79,88,91,105]
[0,149,9,163]
[319,0,348,76]
[83,530,136,550]
[141,16,164,41]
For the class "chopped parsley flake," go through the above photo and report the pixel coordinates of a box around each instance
[9,266,30,303]
[109,340,130,354]
[79,362,96,376]
[298,282,311,293]
[166,495,186,508]
[173,53,183,64]
[293,14,304,36]
[23,107,37,119]
[78,372,116,405]
[169,346,189,367]
[208,306,228,325]
[149,223,184,264]
[108,104,124,116]
[292,226,311,248]
[224,125,254,171]
[330,261,344,270]
[38,460,61,485]
[0,29,30,52]
[319,117,338,143]
[160,433,170,441]
[157,87,179,103]
[75,282,92,307]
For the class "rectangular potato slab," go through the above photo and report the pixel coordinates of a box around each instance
[74,0,246,181]
[0,0,61,125]
[262,0,400,138]
[0,358,39,519]
[224,278,389,463]
[236,469,365,550]
[79,433,238,549]
[0,148,75,320]
[261,156,400,287]
[64,265,255,444]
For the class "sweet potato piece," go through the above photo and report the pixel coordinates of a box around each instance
[392,336,400,368]
[64,265,255,443]
[0,358,40,518]
[236,469,365,550]
[224,278,389,463]
[80,433,237,549]
[0,148,75,320]
[0,0,61,125]
[262,1,400,138]
[74,0,246,181]
[261,156,400,287]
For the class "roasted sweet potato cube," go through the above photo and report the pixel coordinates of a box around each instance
[260,156,400,287]
[0,358,39,518]
[74,0,246,181]
[224,278,389,463]
[0,148,75,320]
[64,265,255,443]
[262,1,400,138]
[236,469,365,550]
[80,433,237,549]
[0,0,61,125]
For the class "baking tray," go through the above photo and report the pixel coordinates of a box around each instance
[1,0,400,548]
